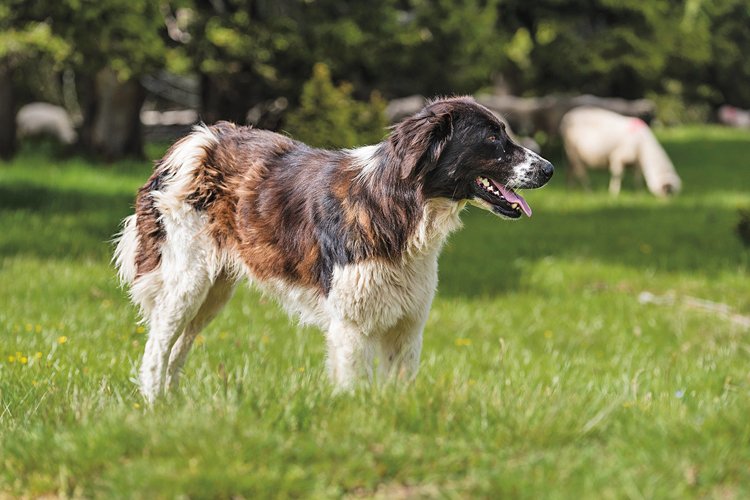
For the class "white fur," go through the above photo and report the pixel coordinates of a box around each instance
[507,147,549,189]
[112,214,139,286]
[349,144,383,181]
[157,124,219,204]
[256,199,462,389]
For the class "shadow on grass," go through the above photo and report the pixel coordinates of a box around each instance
[0,183,135,260]
[438,204,748,297]
[0,183,135,213]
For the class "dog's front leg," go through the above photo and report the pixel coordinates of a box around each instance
[325,319,376,391]
[377,314,425,384]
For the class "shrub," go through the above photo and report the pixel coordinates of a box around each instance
[285,63,387,149]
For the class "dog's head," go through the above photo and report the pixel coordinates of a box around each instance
[388,96,553,219]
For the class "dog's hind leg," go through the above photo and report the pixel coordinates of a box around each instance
[166,273,236,391]
[140,271,212,403]
[137,209,218,403]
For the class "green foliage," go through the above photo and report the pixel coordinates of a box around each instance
[0,22,70,66]
[401,0,506,96]
[1,127,749,496]
[185,0,509,116]
[502,0,680,98]
[0,3,70,83]
[3,0,166,80]
[647,81,711,125]
[500,0,750,108]
[48,0,167,80]
[285,63,387,148]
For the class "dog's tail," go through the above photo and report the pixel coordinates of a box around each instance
[112,213,140,286]
[113,124,219,292]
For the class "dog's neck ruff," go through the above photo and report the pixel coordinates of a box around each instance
[408,198,464,256]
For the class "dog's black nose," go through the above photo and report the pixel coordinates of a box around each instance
[541,160,554,179]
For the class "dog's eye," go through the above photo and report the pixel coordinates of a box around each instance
[487,135,499,143]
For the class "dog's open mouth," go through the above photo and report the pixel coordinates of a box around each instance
[474,176,532,218]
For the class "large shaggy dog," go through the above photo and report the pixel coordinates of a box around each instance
[114,97,554,402]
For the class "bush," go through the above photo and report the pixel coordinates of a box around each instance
[647,80,712,125]
[285,63,387,149]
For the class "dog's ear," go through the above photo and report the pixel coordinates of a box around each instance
[389,108,453,180]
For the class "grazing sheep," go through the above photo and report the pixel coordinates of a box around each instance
[16,102,78,145]
[718,105,750,129]
[560,106,681,197]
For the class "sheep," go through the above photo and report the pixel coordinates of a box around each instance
[16,102,77,145]
[560,106,681,197]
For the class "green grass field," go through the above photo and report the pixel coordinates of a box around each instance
[1,127,749,498]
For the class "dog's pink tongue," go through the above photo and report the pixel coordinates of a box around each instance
[493,181,532,217]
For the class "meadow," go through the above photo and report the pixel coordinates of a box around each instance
[1,127,749,498]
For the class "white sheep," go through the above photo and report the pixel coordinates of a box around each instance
[16,102,78,145]
[560,106,681,197]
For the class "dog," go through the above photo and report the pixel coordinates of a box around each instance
[114,96,554,402]
[560,106,681,197]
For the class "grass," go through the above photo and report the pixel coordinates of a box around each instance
[1,127,749,498]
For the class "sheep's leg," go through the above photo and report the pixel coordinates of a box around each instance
[608,158,626,196]
[564,142,591,191]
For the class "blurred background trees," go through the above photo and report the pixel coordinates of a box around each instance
[4,0,750,159]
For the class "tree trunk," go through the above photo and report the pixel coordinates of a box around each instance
[0,65,17,160]
[76,72,97,155]
[88,67,145,160]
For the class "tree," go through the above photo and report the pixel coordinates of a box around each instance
[49,0,168,159]
[0,2,69,159]
[497,0,683,98]
[185,0,307,124]
[701,0,750,107]
[285,63,387,148]
[183,0,509,126]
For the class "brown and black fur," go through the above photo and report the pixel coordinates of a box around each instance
[131,97,552,296]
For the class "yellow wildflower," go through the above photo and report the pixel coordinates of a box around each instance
[58,336,68,344]
[455,338,472,347]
